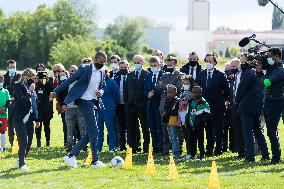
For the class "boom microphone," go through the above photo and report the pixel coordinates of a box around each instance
[258,0,269,6]
[239,34,256,47]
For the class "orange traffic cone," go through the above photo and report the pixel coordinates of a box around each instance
[146,150,156,175]
[12,135,19,154]
[84,150,92,166]
[123,146,132,169]
[168,156,179,180]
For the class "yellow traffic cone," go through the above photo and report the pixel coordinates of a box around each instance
[12,135,19,154]
[146,150,156,175]
[168,156,179,180]
[122,147,132,169]
[208,161,220,189]
[84,151,92,166]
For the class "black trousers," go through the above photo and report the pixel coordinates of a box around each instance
[231,108,246,156]
[35,119,51,147]
[161,122,170,155]
[205,112,224,156]
[117,104,128,150]
[223,108,234,152]
[181,125,191,155]
[188,125,205,157]
[61,112,67,146]
[127,106,149,153]
[13,115,34,167]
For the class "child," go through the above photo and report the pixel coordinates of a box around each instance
[0,74,10,152]
[162,84,180,158]
[178,75,194,159]
[186,86,210,160]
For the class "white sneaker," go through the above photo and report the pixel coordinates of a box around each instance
[19,165,30,171]
[90,160,106,168]
[15,160,19,168]
[63,155,77,168]
[184,155,191,160]
[0,147,3,152]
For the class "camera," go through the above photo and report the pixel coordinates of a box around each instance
[247,46,269,70]
[37,71,48,79]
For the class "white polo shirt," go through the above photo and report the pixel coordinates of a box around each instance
[81,66,102,100]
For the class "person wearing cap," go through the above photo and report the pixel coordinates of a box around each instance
[144,56,164,154]
[196,53,230,156]
[125,55,150,153]
[180,52,203,81]
[156,55,183,155]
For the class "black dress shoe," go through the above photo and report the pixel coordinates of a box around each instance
[270,159,280,165]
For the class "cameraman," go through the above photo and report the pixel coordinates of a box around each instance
[263,47,284,164]
[35,64,54,148]
[236,55,269,163]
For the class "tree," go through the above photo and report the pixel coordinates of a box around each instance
[225,48,230,58]
[228,45,240,58]
[104,16,144,59]
[272,5,284,29]
[67,0,97,22]
[49,35,96,68]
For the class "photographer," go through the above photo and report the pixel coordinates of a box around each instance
[35,64,54,148]
[263,47,284,164]
[236,56,269,163]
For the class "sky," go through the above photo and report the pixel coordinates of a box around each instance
[0,0,283,31]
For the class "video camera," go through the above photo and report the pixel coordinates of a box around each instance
[37,71,48,79]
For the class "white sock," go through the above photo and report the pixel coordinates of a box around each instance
[1,133,6,148]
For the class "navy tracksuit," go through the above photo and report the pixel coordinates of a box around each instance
[144,70,164,153]
[197,69,229,155]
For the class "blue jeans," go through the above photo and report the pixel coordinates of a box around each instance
[70,99,99,162]
[167,125,179,156]
[147,108,163,153]
[97,110,117,152]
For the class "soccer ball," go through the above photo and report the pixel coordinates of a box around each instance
[0,147,3,152]
[110,156,124,167]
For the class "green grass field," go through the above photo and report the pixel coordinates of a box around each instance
[0,111,284,189]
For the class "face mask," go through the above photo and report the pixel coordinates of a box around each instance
[111,63,119,72]
[120,69,128,75]
[95,62,104,69]
[166,68,174,73]
[231,68,239,75]
[151,67,159,74]
[267,58,275,66]
[27,79,34,86]
[240,63,249,71]
[60,76,67,81]
[0,82,3,88]
[189,61,198,67]
[134,64,142,71]
[8,68,16,76]
[205,63,214,71]
[183,84,190,91]
[225,70,232,76]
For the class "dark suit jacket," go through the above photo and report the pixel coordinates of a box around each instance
[236,69,263,116]
[180,63,202,81]
[13,83,32,120]
[114,72,128,104]
[3,72,21,98]
[197,69,229,114]
[125,69,148,110]
[144,70,164,112]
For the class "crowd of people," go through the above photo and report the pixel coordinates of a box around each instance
[0,47,283,171]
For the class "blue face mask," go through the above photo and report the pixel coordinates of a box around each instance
[267,58,275,65]
[151,67,159,74]
[134,64,142,71]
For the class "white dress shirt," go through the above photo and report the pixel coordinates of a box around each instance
[235,71,242,97]
[81,66,102,100]
[119,75,126,104]
[189,65,197,80]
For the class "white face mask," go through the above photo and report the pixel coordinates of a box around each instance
[205,63,214,71]
[110,63,119,72]
[183,84,190,91]
[60,76,67,81]
[8,68,16,76]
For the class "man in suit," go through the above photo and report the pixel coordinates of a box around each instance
[125,55,150,153]
[109,55,121,79]
[197,53,230,156]
[152,49,166,71]
[3,60,21,147]
[156,55,183,155]
[236,60,269,163]
[50,51,107,168]
[114,59,129,151]
[144,56,164,154]
[180,52,202,81]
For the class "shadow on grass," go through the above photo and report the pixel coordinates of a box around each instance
[0,166,68,179]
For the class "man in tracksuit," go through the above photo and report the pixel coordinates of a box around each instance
[263,48,284,164]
